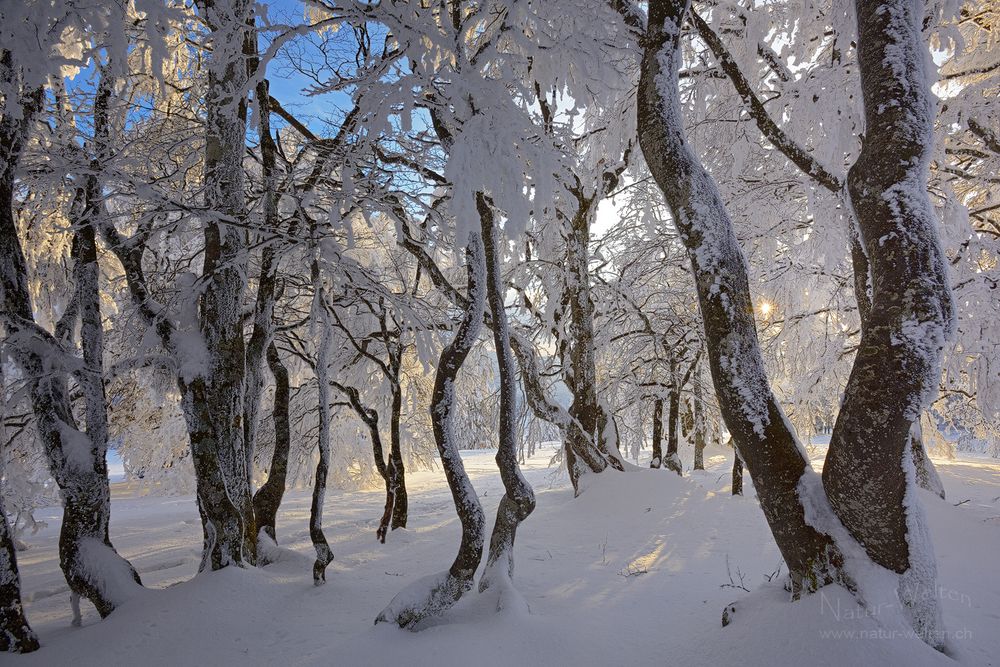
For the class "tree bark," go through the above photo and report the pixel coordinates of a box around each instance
[185,0,257,570]
[693,372,706,471]
[0,458,38,653]
[308,276,334,584]
[1,55,142,619]
[650,399,664,468]
[823,0,955,646]
[252,342,291,543]
[376,234,487,629]
[478,194,536,595]
[664,361,682,475]
[637,0,841,592]
[732,452,743,497]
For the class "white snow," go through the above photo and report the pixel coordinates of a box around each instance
[9,443,1000,666]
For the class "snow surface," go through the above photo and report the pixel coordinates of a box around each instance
[8,444,1000,666]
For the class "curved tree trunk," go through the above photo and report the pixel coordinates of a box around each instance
[637,0,841,592]
[309,283,334,584]
[388,359,408,531]
[478,194,536,597]
[376,233,487,629]
[252,342,291,543]
[823,0,955,647]
[1,57,142,620]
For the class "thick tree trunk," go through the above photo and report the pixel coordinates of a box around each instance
[650,399,664,468]
[478,195,535,596]
[185,0,257,570]
[252,343,291,543]
[376,234,487,629]
[823,0,955,647]
[637,0,841,592]
[565,197,623,487]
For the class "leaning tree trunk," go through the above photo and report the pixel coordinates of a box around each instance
[0,57,142,620]
[637,0,841,593]
[478,194,536,598]
[823,0,955,647]
[252,342,292,543]
[0,491,36,653]
[376,233,487,629]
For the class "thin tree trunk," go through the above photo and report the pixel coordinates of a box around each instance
[732,452,743,497]
[252,342,291,543]
[664,363,682,475]
[0,491,37,653]
[824,0,955,646]
[478,194,536,596]
[376,233,487,629]
[243,78,281,480]
[650,398,664,468]
[693,374,706,471]
[637,0,841,592]
[388,354,408,530]
[309,281,334,584]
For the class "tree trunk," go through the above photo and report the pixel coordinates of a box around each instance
[664,364,682,475]
[650,398,664,468]
[388,355,408,530]
[732,452,743,497]
[376,234,487,629]
[243,78,281,479]
[693,374,706,471]
[823,0,955,647]
[1,56,142,619]
[185,0,257,570]
[478,194,536,596]
[308,281,334,584]
[0,441,38,653]
[565,193,624,489]
[910,422,945,500]
[637,0,841,592]
[252,342,291,543]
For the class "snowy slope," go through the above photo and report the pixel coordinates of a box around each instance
[8,445,1000,666]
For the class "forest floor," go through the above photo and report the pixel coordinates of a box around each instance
[10,443,1000,666]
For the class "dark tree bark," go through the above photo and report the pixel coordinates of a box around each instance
[823,0,954,645]
[650,398,664,468]
[693,374,706,471]
[664,361,682,475]
[243,78,281,479]
[478,195,536,596]
[636,0,841,592]
[376,234,487,629]
[388,347,408,530]
[0,492,38,653]
[252,343,291,543]
[732,452,744,497]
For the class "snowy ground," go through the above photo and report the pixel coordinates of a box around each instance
[9,444,1000,666]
